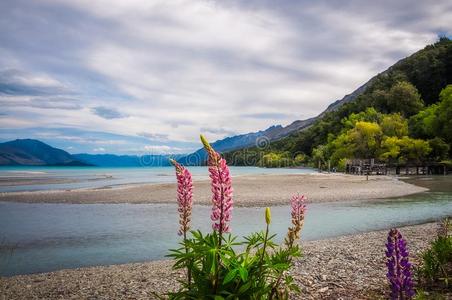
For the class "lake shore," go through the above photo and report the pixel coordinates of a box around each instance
[0,173,428,206]
[0,222,440,299]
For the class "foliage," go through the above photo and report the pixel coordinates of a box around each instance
[168,228,301,299]
[322,108,432,165]
[427,138,450,162]
[417,218,452,292]
[225,38,452,167]
[396,137,431,165]
[409,104,439,139]
[409,85,452,154]
[381,113,409,137]
[258,152,294,168]
[436,85,452,148]
[166,136,306,299]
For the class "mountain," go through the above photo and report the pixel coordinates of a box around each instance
[0,139,90,166]
[73,153,184,167]
[177,120,314,165]
[177,78,370,165]
[223,37,452,166]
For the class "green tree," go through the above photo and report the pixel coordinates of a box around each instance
[386,81,424,117]
[311,145,328,167]
[380,113,408,137]
[408,104,439,139]
[436,85,452,147]
[330,132,353,163]
[349,121,383,158]
[428,138,450,161]
[398,137,431,165]
[379,136,402,163]
[342,107,382,130]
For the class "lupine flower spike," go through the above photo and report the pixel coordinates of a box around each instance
[200,135,233,234]
[385,228,415,300]
[285,194,307,247]
[170,159,193,237]
[265,207,271,225]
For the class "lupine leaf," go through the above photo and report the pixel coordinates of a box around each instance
[223,269,238,284]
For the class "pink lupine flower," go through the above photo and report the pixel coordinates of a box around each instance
[170,159,193,237]
[200,135,233,233]
[285,194,307,247]
[290,194,307,228]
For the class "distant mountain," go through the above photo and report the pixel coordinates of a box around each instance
[177,78,370,165]
[0,139,90,166]
[222,37,452,165]
[321,76,378,114]
[74,153,183,167]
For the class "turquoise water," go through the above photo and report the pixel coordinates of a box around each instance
[0,182,451,276]
[0,166,315,192]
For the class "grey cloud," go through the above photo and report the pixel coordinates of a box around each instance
[0,96,82,110]
[241,113,293,120]
[30,97,82,110]
[0,0,451,145]
[91,106,128,119]
[0,69,70,96]
[137,132,169,141]
[200,127,237,136]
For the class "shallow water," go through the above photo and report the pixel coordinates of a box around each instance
[1,179,451,276]
[0,166,315,192]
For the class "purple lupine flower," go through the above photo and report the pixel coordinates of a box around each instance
[200,135,233,234]
[386,228,414,300]
[170,159,193,237]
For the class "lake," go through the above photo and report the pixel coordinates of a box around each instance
[0,175,451,276]
[0,166,315,192]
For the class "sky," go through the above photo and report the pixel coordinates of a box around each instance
[0,0,451,155]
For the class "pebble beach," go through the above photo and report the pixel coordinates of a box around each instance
[0,223,440,299]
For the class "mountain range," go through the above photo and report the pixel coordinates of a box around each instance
[3,39,446,167]
[0,139,90,166]
[177,78,373,165]
[0,73,381,167]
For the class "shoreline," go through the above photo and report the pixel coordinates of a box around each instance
[0,173,428,206]
[0,222,440,299]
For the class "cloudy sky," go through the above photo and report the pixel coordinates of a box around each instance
[0,0,451,155]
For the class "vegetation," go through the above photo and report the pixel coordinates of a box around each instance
[416,218,452,293]
[165,136,306,299]
[224,38,452,169]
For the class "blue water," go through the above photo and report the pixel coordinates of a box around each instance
[0,184,451,276]
[0,166,315,192]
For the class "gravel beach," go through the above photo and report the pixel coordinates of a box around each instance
[0,222,440,299]
[0,173,427,206]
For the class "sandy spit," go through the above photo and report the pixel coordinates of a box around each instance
[0,173,428,206]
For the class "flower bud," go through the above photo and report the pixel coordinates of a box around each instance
[265,207,271,225]
[200,134,213,152]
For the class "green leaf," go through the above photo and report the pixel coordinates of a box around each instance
[238,266,248,281]
[237,281,252,294]
[223,269,238,284]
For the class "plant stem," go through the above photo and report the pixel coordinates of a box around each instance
[183,231,192,290]
[213,165,224,295]
[259,223,269,274]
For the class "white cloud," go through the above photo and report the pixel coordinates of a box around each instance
[0,0,451,149]
[142,145,186,154]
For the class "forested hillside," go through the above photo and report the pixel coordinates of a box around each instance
[225,37,452,169]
